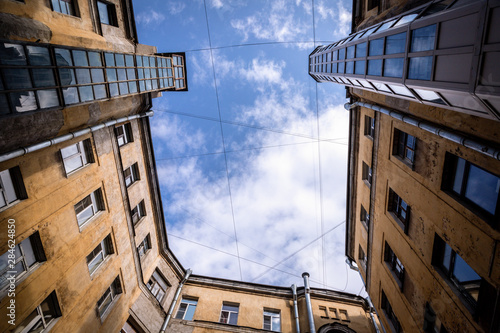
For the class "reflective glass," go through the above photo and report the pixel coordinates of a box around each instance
[338,48,345,60]
[411,25,436,52]
[119,82,128,95]
[0,44,26,65]
[452,254,480,286]
[127,69,135,80]
[371,82,392,92]
[10,91,36,112]
[105,53,115,66]
[109,83,119,97]
[27,46,51,66]
[393,13,418,27]
[55,48,73,66]
[369,38,384,56]
[347,46,355,59]
[4,69,32,89]
[376,20,396,33]
[465,164,500,214]
[135,55,142,67]
[88,52,102,66]
[91,69,105,83]
[355,61,366,75]
[185,304,196,320]
[97,1,110,25]
[115,54,125,67]
[117,69,127,81]
[125,55,134,67]
[388,84,414,97]
[79,86,94,102]
[73,50,88,66]
[59,68,76,86]
[63,87,79,104]
[367,59,382,76]
[414,89,445,104]
[37,89,59,108]
[76,69,91,84]
[94,85,107,99]
[356,42,367,58]
[452,157,466,194]
[386,33,407,54]
[383,58,404,78]
[128,82,137,93]
[32,69,55,88]
[408,56,432,80]
[338,62,345,73]
[346,61,354,74]
[106,68,117,82]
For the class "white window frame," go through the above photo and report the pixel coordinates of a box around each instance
[263,309,281,331]
[97,276,122,319]
[0,169,18,209]
[74,189,103,227]
[124,163,139,187]
[116,123,132,147]
[16,291,60,333]
[219,303,239,325]
[146,270,168,304]
[61,140,91,175]
[131,200,145,225]
[87,235,113,275]
[137,234,151,258]
[175,298,198,320]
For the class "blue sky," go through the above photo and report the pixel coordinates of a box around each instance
[132,0,366,296]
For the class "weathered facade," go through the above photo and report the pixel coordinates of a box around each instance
[308,0,500,332]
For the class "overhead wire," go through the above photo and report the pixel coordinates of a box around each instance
[183,40,337,53]
[203,0,243,281]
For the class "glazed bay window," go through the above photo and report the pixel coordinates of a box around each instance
[131,200,146,225]
[124,163,140,187]
[136,55,158,92]
[442,153,499,226]
[97,1,118,26]
[137,234,151,258]
[381,291,402,333]
[263,309,280,332]
[105,53,137,97]
[115,123,133,147]
[87,234,113,275]
[0,167,27,209]
[51,0,77,16]
[384,242,405,288]
[74,188,105,227]
[173,55,186,89]
[362,162,372,186]
[388,189,410,232]
[61,139,94,174]
[175,298,198,320]
[0,232,46,290]
[147,270,169,303]
[219,303,239,325]
[13,291,61,333]
[97,276,122,319]
[393,129,416,165]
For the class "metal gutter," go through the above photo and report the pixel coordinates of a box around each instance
[160,268,192,332]
[302,272,316,333]
[291,284,301,333]
[0,111,154,163]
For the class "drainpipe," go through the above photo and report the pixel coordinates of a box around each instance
[291,284,301,333]
[160,268,192,333]
[302,272,316,333]
[0,111,154,163]
[344,101,500,161]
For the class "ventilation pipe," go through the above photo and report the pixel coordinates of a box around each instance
[344,101,500,161]
[160,268,192,333]
[302,272,316,333]
[291,284,301,333]
[0,111,154,164]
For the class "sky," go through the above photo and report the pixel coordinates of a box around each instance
[131,0,367,297]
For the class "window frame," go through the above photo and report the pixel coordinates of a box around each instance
[50,0,79,16]
[124,163,140,187]
[86,234,114,275]
[115,123,133,147]
[362,162,372,187]
[219,303,239,325]
[97,0,118,27]
[146,270,169,304]
[392,129,417,167]
[381,291,403,333]
[175,298,198,321]
[61,139,94,175]
[388,189,410,233]
[360,205,370,230]
[358,245,367,271]
[364,115,375,138]
[0,166,27,210]
[384,242,405,289]
[263,309,281,332]
[74,188,105,228]
[131,200,146,226]
[97,276,122,319]
[16,291,61,332]
[137,234,151,259]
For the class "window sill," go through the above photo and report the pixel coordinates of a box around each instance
[363,180,372,188]
[99,294,122,323]
[89,255,112,280]
[126,180,140,190]
[65,163,92,178]
[133,216,146,230]
[0,199,22,213]
[392,155,415,171]
[78,210,105,232]
[388,211,408,234]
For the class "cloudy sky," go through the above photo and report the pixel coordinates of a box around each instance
[132,0,366,297]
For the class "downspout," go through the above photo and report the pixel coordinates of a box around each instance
[291,284,301,333]
[344,101,500,161]
[302,272,316,333]
[160,268,192,333]
[0,111,154,163]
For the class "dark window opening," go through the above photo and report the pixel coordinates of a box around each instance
[393,129,416,165]
[384,242,405,288]
[97,1,118,27]
[381,291,403,333]
[388,189,410,232]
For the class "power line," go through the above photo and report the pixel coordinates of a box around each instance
[183,40,338,53]
[203,0,243,281]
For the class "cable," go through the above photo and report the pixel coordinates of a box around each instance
[203,0,243,281]
[183,40,338,53]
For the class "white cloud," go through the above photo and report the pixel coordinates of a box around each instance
[168,1,186,15]
[135,9,166,25]
[239,58,285,86]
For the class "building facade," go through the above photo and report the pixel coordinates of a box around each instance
[308,0,500,332]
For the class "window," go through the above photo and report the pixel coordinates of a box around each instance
[360,205,370,229]
[219,303,239,325]
[355,42,366,58]
[0,232,46,291]
[362,162,372,186]
[51,0,77,16]
[137,234,151,258]
[411,25,436,52]
[13,291,61,333]
[61,139,94,174]
[393,129,416,165]
[0,167,27,209]
[384,242,405,288]
[175,298,198,321]
[423,303,448,333]
[383,58,404,78]
[105,53,137,96]
[263,309,280,332]
[115,123,133,146]
[87,234,113,275]
[364,115,375,137]
[388,189,410,232]
[381,291,402,333]
[131,200,146,225]
[147,270,169,304]
[74,188,105,227]
[358,245,367,270]
[413,89,445,105]
[408,56,432,80]
[97,1,118,26]
[121,317,143,333]
[442,153,499,225]
[97,276,122,318]
[124,163,140,187]
[386,33,407,54]
[369,38,384,56]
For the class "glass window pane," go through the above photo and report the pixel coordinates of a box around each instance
[465,164,499,214]
[229,313,238,325]
[4,69,32,90]
[136,56,143,67]
[94,85,107,99]
[98,1,110,25]
[105,53,115,67]
[175,304,187,319]
[63,87,79,104]
[117,69,127,81]
[452,254,480,286]
[0,43,27,65]
[115,54,125,67]
[376,20,396,33]
[346,61,354,74]
[32,69,55,88]
[347,46,355,59]
[76,69,91,84]
[408,56,432,80]
[414,89,445,104]
[367,59,382,76]
[338,48,345,60]
[73,50,88,66]
[452,158,466,194]
[355,61,366,75]
[91,69,105,83]
[356,42,367,58]
[125,55,134,67]
[55,48,73,66]
[128,82,137,93]
[106,68,117,82]
[388,84,414,97]
[59,68,75,86]
[185,304,196,320]
[119,82,129,95]
[37,89,59,109]
[384,58,404,78]
[369,38,384,56]
[88,52,102,66]
[411,25,436,52]
[394,13,418,27]
[127,68,136,80]
[10,91,37,112]
[386,33,407,54]
[21,237,37,268]
[372,82,392,93]
[27,46,51,66]
[109,83,119,97]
